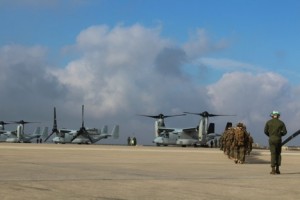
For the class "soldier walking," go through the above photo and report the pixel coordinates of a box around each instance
[264,111,287,174]
[233,123,248,164]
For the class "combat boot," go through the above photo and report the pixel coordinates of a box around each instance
[270,167,276,175]
[275,166,280,174]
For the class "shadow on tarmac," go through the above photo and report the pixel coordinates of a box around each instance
[245,152,270,164]
[246,156,269,164]
[282,172,300,175]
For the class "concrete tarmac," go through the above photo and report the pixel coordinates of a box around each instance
[0,143,300,200]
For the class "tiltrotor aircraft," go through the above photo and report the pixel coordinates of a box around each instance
[139,113,200,147]
[0,120,48,143]
[183,111,234,146]
[140,111,233,147]
[44,106,119,144]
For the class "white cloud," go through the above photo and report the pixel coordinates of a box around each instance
[0,44,67,124]
[183,28,229,59]
[207,72,300,145]
[1,24,300,146]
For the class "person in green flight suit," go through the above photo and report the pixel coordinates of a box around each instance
[264,110,287,174]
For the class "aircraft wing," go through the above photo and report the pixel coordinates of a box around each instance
[158,127,175,132]
[159,127,197,134]
[182,127,198,132]
[60,129,73,134]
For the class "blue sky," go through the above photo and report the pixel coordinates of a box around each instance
[0,0,300,146]
[1,0,299,82]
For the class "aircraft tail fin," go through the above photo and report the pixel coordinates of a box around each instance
[111,125,119,139]
[208,123,215,134]
[102,125,108,134]
[41,127,48,139]
[33,127,41,135]
[225,122,233,130]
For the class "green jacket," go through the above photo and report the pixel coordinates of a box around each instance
[264,118,287,139]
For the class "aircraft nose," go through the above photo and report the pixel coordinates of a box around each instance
[154,137,162,143]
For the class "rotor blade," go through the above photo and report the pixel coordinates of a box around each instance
[10,120,40,125]
[0,121,12,126]
[71,127,85,142]
[138,113,185,119]
[71,105,87,142]
[70,130,81,142]
[0,121,12,130]
[282,130,300,146]
[44,131,55,142]
[82,105,85,128]
[163,114,186,118]
[53,107,58,133]
[184,111,235,118]
[138,114,161,119]
[85,132,94,143]
[44,107,59,142]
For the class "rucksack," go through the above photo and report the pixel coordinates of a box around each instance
[235,127,246,146]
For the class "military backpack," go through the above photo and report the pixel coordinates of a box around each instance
[235,127,246,146]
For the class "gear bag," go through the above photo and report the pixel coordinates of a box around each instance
[235,127,246,146]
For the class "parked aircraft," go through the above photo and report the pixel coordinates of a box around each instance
[184,111,234,146]
[0,120,48,143]
[44,106,119,144]
[140,111,233,147]
[139,113,201,147]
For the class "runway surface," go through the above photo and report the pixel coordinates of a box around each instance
[1,143,300,200]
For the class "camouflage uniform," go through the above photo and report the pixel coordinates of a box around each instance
[246,133,253,155]
[233,123,248,164]
[219,134,224,151]
[225,128,235,159]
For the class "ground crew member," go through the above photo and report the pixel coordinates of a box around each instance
[264,110,287,174]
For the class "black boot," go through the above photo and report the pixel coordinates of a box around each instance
[270,167,276,175]
[275,166,280,174]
